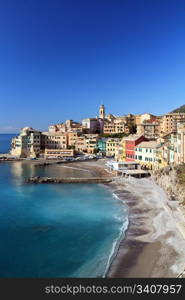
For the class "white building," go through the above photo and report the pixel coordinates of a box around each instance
[135,141,158,169]
[106,161,140,171]
[11,127,42,158]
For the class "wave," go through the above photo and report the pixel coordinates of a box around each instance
[103,193,129,277]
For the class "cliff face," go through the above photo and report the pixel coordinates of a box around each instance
[152,165,185,278]
[152,165,185,214]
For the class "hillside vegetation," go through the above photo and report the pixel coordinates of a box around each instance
[171,105,185,113]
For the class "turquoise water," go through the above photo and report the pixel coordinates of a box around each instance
[0,134,16,154]
[0,162,128,277]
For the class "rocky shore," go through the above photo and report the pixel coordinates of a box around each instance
[152,165,185,277]
[152,165,185,209]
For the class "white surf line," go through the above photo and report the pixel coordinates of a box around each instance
[60,166,91,172]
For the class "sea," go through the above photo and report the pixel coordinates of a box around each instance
[0,134,129,277]
[0,133,17,154]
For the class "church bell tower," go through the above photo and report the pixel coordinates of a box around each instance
[99,104,105,119]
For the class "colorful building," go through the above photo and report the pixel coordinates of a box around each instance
[106,138,121,157]
[135,141,158,169]
[97,138,107,155]
[124,135,145,162]
[103,119,129,135]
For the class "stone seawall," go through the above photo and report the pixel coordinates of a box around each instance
[26,176,112,184]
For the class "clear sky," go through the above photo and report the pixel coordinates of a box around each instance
[0,0,185,133]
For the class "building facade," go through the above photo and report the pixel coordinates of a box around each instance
[97,138,107,156]
[48,120,83,133]
[11,127,42,158]
[84,134,99,153]
[103,119,129,135]
[135,141,158,169]
[41,132,68,150]
[176,123,185,164]
[44,149,74,158]
[124,135,145,162]
[161,113,185,134]
[106,138,121,157]
[137,120,161,140]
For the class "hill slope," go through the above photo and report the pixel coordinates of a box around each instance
[171,104,185,113]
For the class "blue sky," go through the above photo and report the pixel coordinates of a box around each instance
[0,0,185,133]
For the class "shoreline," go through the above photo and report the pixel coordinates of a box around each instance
[106,176,185,278]
[1,158,185,277]
[65,160,185,277]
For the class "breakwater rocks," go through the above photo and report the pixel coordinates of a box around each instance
[152,165,185,206]
[26,176,112,184]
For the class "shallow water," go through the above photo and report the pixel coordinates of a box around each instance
[0,162,128,277]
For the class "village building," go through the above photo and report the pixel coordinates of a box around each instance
[135,141,158,169]
[161,113,185,134]
[11,127,42,158]
[44,149,74,159]
[48,120,83,133]
[106,138,121,157]
[124,134,146,162]
[41,132,68,150]
[97,138,107,156]
[137,119,161,140]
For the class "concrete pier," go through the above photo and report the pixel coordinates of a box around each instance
[26,177,113,184]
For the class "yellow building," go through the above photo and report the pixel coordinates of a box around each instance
[106,138,121,157]
[114,137,127,161]
[103,119,129,135]
[67,132,79,146]
[75,136,86,152]
[152,144,168,169]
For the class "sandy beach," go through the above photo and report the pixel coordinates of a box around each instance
[62,159,185,278]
